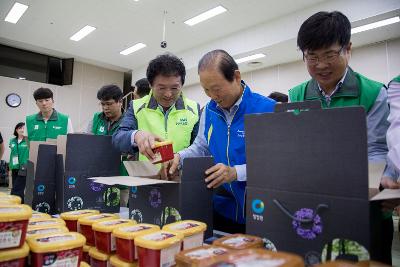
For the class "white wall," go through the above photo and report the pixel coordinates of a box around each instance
[183,38,400,107]
[0,61,124,161]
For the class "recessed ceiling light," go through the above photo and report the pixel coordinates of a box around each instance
[351,16,400,34]
[235,53,266,64]
[4,2,28,24]
[120,43,146,55]
[184,6,227,26]
[70,25,96,41]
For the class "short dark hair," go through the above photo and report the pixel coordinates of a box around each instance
[198,49,238,82]
[297,11,351,52]
[13,122,25,138]
[146,53,186,86]
[33,87,53,101]
[97,84,123,102]
[268,92,288,103]
[134,78,151,98]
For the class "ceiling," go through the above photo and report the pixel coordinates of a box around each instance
[0,0,399,85]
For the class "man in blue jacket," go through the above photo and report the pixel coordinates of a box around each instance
[169,49,276,233]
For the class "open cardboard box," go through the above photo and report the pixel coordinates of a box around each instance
[90,157,215,238]
[244,102,397,265]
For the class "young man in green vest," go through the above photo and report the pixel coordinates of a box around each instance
[87,84,124,136]
[26,87,73,141]
[133,78,151,100]
[112,53,200,169]
[289,11,395,264]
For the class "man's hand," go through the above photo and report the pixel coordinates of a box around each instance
[134,130,164,160]
[166,153,181,179]
[205,163,237,188]
[380,176,400,189]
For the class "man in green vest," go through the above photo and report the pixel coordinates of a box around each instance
[133,78,151,100]
[113,53,200,170]
[26,87,73,141]
[87,84,124,136]
[87,84,130,206]
[288,11,395,264]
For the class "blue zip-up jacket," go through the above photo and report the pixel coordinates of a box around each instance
[205,84,275,224]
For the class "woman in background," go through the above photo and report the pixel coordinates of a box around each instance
[9,122,29,202]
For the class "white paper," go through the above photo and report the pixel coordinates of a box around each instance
[89,176,177,186]
[370,189,400,201]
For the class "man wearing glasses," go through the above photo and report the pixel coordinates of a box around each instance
[87,84,124,136]
[289,11,396,264]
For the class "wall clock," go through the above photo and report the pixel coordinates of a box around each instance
[6,93,22,108]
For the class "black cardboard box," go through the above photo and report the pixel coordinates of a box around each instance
[245,103,370,265]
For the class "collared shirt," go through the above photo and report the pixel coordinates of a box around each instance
[387,77,400,179]
[178,86,247,182]
[317,68,348,106]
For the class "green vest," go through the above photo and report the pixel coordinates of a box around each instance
[392,75,400,83]
[26,110,69,141]
[132,93,199,161]
[9,138,29,170]
[91,112,122,135]
[289,68,382,112]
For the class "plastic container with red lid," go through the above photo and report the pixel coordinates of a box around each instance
[151,141,174,164]
[0,242,29,267]
[211,248,304,267]
[82,244,92,263]
[89,247,111,267]
[162,220,207,250]
[212,234,263,250]
[110,254,138,267]
[175,245,230,267]
[78,213,119,246]
[113,223,160,262]
[28,218,66,229]
[92,219,136,253]
[26,225,69,239]
[135,230,184,267]
[61,209,100,232]
[0,204,32,250]
[27,232,86,267]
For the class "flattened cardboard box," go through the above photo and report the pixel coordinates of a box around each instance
[56,134,122,213]
[245,104,372,265]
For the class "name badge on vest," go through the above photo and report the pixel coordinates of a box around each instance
[34,125,39,130]
[53,126,62,130]
[12,156,19,165]
[99,126,105,132]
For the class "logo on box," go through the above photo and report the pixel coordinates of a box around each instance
[251,199,264,222]
[67,177,76,189]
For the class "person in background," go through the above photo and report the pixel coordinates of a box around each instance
[26,87,73,141]
[9,122,29,202]
[288,11,395,264]
[268,91,288,103]
[133,78,151,100]
[113,53,200,166]
[168,49,276,233]
[87,84,130,207]
[387,75,400,175]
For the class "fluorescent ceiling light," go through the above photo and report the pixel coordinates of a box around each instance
[184,6,227,26]
[18,77,26,80]
[120,43,146,55]
[70,25,96,41]
[4,2,28,24]
[351,16,400,34]
[235,53,266,64]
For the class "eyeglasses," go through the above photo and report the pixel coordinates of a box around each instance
[303,46,345,66]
